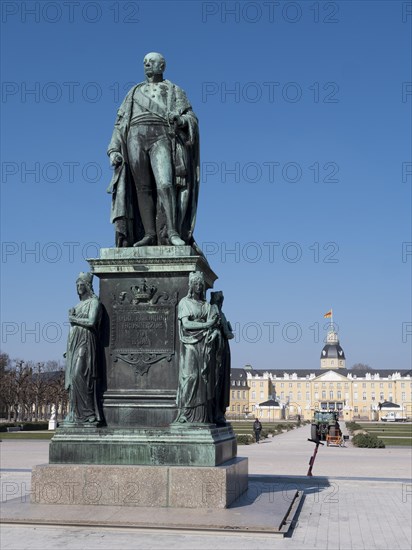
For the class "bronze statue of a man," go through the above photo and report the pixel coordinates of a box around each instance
[107,52,200,248]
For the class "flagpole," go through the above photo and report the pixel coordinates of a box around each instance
[331,308,333,332]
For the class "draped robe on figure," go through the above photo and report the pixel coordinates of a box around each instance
[65,296,101,422]
[176,297,220,423]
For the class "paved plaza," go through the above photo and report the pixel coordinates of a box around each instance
[1,423,411,549]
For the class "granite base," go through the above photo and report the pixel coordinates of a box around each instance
[31,457,248,508]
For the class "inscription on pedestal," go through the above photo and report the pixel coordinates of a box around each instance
[110,282,178,376]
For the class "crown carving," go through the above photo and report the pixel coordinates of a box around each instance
[131,280,157,302]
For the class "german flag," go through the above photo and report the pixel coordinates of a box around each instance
[324,310,332,318]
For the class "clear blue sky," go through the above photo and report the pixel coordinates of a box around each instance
[1,1,411,371]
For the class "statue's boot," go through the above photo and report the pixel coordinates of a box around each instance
[133,235,157,247]
[134,189,157,247]
[158,185,185,246]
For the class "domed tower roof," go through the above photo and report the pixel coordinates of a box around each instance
[320,330,346,368]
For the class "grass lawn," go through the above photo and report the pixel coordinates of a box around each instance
[230,421,303,442]
[357,423,412,447]
[0,432,54,440]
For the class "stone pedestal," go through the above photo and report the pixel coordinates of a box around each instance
[88,246,216,428]
[39,246,248,508]
[32,457,248,508]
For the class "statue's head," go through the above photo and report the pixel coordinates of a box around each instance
[188,271,205,300]
[143,52,166,78]
[210,291,224,307]
[76,272,94,297]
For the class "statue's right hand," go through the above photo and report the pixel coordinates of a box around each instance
[110,152,123,167]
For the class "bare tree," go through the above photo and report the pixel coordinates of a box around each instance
[0,355,67,423]
[0,353,11,418]
[10,360,32,422]
[44,360,67,420]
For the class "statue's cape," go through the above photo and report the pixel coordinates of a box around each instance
[107,81,200,246]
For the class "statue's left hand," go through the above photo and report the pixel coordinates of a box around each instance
[169,112,186,128]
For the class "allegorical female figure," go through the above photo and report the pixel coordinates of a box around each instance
[175,271,220,423]
[210,291,234,425]
[64,272,102,424]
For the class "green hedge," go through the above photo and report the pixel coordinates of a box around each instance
[345,422,362,433]
[236,434,253,445]
[352,433,385,448]
[0,422,49,432]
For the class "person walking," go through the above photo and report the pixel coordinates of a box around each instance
[253,417,262,444]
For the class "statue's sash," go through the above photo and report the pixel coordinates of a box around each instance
[133,85,170,121]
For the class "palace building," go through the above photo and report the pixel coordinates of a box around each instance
[228,328,412,421]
